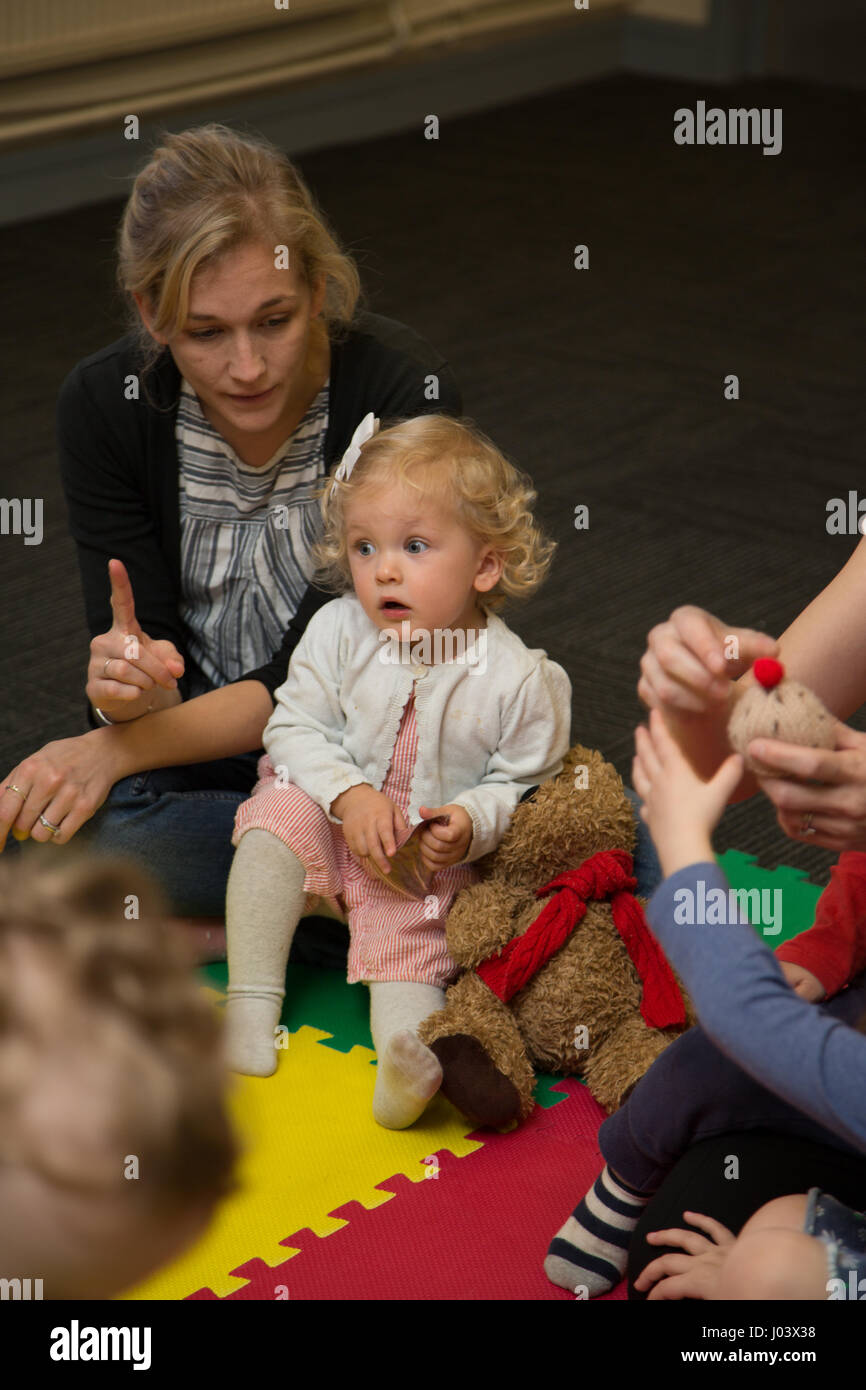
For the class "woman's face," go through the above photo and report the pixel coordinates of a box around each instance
[137,240,326,451]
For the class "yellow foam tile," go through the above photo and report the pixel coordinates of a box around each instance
[121,1025,484,1300]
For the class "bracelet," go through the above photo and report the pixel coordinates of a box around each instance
[93,698,156,727]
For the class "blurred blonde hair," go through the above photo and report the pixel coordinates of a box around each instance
[116,122,361,380]
[314,415,556,611]
[0,855,237,1212]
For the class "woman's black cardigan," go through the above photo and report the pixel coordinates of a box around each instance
[57,312,461,725]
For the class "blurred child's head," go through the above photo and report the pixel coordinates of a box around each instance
[0,856,237,1298]
[315,415,556,639]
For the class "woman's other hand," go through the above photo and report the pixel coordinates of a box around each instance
[0,731,121,849]
[751,722,866,853]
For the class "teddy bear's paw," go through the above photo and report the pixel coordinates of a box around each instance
[430,1033,522,1130]
[372,1031,443,1130]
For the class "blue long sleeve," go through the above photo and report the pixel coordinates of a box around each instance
[647,862,866,1153]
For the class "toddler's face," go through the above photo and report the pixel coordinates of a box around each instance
[344,480,498,642]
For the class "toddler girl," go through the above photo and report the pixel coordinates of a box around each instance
[224,413,572,1128]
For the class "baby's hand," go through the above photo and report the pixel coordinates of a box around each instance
[417,804,473,871]
[778,960,826,1001]
[330,784,408,873]
[632,709,744,880]
[634,1212,736,1300]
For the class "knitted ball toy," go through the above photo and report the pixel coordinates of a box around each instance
[728,658,836,773]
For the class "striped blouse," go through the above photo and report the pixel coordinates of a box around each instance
[176,378,330,688]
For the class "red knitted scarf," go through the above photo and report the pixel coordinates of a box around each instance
[475,849,686,1029]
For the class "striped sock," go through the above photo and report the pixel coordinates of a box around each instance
[544,1165,650,1298]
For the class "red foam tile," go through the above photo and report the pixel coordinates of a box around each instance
[212,1079,626,1301]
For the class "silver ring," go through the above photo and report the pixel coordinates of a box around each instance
[5,783,25,798]
[103,657,113,678]
[801,813,816,837]
[38,814,60,836]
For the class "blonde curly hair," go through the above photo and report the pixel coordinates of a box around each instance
[314,415,556,612]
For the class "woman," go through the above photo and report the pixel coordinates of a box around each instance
[0,123,461,940]
[624,538,866,1297]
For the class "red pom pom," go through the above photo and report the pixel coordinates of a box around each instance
[753,658,785,689]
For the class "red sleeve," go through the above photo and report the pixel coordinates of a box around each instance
[774,853,866,997]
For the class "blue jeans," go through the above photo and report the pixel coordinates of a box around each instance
[78,761,661,917]
[624,786,663,899]
[78,752,261,917]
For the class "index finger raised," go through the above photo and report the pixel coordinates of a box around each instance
[108,558,140,634]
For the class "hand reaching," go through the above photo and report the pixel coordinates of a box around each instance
[632,708,744,879]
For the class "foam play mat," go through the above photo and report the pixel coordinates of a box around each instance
[121,852,823,1301]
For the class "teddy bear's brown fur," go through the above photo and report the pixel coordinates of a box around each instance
[418,743,696,1128]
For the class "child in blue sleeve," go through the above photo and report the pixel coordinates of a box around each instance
[546,709,866,1301]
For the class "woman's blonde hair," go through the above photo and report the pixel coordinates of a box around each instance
[116,122,361,381]
[314,415,556,611]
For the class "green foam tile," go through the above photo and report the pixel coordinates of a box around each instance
[202,960,373,1053]
[533,1072,579,1106]
[715,850,822,947]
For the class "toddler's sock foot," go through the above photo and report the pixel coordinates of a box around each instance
[544,1164,650,1297]
[224,992,284,1076]
[373,1029,443,1129]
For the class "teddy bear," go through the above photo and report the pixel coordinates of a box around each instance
[418,743,697,1128]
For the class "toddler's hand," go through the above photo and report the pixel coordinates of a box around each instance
[633,708,744,879]
[417,804,473,871]
[330,785,408,873]
[633,1212,736,1300]
[777,960,826,1001]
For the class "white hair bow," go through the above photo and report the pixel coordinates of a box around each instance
[334,411,379,483]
